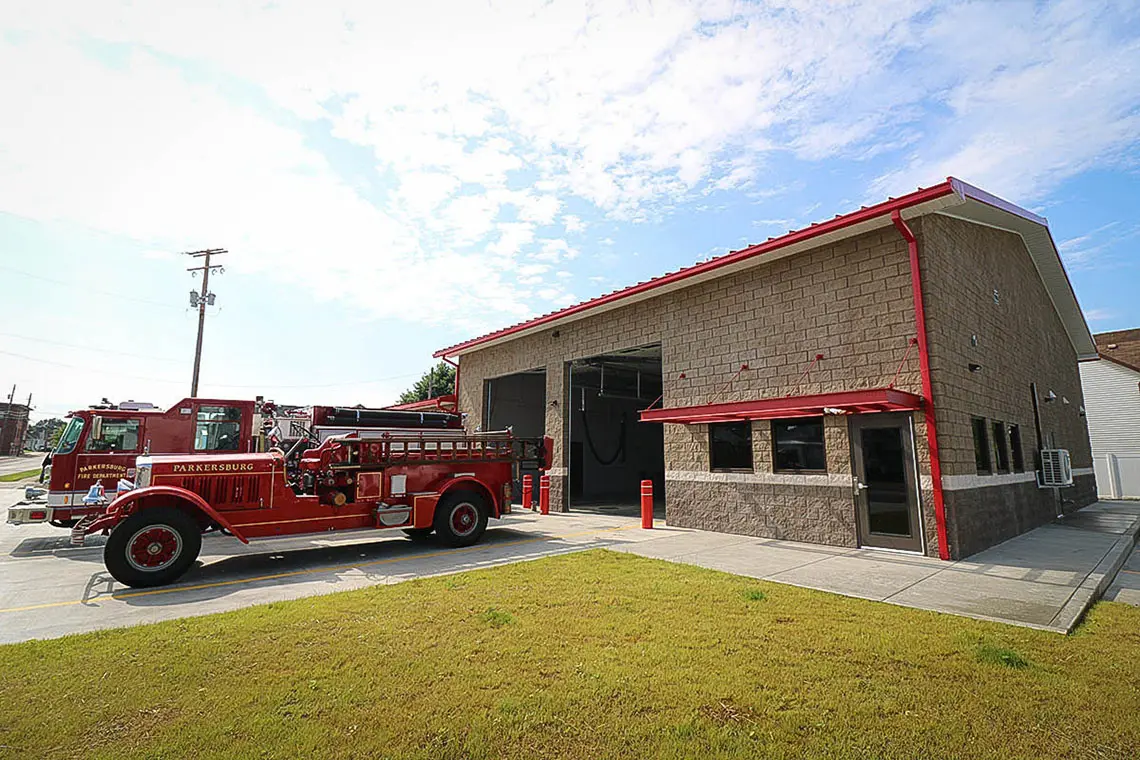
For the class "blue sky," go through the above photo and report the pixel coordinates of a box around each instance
[1,0,1138,421]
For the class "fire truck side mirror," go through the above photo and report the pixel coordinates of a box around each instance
[91,415,104,442]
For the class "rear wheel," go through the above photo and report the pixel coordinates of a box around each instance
[403,527,434,542]
[433,490,488,548]
[104,507,202,588]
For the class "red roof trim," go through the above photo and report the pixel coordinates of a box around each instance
[435,180,958,357]
[385,394,457,412]
[638,388,924,424]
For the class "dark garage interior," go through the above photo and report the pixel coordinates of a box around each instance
[483,368,546,505]
[568,345,664,513]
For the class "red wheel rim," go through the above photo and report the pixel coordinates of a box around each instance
[126,525,182,572]
[450,503,478,537]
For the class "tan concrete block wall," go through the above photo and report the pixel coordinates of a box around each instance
[920,215,1093,474]
[457,226,925,526]
[919,214,1096,557]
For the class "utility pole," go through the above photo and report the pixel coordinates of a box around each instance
[184,248,226,397]
[20,393,31,454]
[1,384,14,457]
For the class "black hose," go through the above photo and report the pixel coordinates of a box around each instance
[580,408,625,466]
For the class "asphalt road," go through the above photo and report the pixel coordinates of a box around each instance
[0,454,41,478]
[0,484,655,644]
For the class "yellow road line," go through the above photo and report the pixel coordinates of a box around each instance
[0,524,639,615]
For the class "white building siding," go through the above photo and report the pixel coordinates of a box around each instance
[1080,358,1140,498]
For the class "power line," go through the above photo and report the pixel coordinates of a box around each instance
[0,264,186,311]
[0,349,423,389]
[0,332,182,363]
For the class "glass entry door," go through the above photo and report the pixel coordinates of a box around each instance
[850,413,923,552]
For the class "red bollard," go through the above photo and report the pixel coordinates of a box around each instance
[521,475,533,511]
[640,479,654,529]
[539,474,551,515]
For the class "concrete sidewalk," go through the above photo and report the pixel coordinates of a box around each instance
[611,500,1140,633]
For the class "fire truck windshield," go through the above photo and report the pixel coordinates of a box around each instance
[55,417,84,455]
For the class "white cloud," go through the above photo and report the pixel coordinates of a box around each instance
[562,214,586,234]
[1084,308,1117,323]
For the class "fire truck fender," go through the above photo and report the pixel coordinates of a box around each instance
[105,486,250,544]
[439,477,500,518]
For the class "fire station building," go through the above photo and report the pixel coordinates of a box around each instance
[436,178,1098,560]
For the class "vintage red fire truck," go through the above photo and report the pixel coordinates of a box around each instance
[77,428,550,588]
[7,398,462,529]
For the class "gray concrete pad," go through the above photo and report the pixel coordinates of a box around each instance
[1102,538,1140,606]
[884,567,1078,628]
[768,553,944,602]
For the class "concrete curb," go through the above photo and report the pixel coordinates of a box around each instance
[1049,515,1140,633]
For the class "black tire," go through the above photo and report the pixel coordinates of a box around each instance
[104,507,202,588]
[403,527,434,542]
[433,490,488,548]
[50,519,80,529]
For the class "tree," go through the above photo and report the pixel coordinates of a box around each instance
[28,418,66,450]
[399,362,456,404]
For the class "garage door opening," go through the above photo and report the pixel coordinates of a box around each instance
[568,345,664,515]
[483,368,546,506]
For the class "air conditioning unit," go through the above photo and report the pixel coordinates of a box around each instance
[1038,449,1072,487]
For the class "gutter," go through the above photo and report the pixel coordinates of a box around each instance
[891,210,951,561]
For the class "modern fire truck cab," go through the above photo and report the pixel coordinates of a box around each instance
[8,398,258,528]
[81,430,550,588]
[8,399,462,528]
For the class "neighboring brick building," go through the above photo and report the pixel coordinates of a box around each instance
[0,402,30,456]
[436,178,1097,560]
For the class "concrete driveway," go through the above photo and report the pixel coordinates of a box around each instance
[0,454,41,478]
[0,483,655,644]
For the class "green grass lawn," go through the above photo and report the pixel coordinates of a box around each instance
[2,550,1138,759]
[0,468,39,482]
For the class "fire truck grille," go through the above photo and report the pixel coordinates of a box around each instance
[180,475,263,507]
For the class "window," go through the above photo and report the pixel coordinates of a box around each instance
[195,406,243,451]
[1009,424,1024,472]
[972,417,991,475]
[55,417,84,455]
[772,417,827,473]
[85,418,141,453]
[709,421,752,471]
[991,421,1010,473]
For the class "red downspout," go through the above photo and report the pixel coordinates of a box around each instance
[891,211,950,560]
[441,357,459,411]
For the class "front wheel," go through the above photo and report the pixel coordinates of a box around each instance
[433,490,488,548]
[104,507,202,588]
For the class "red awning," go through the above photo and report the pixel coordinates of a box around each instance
[639,388,924,424]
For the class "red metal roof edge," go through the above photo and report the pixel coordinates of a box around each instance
[385,394,457,411]
[435,180,960,358]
